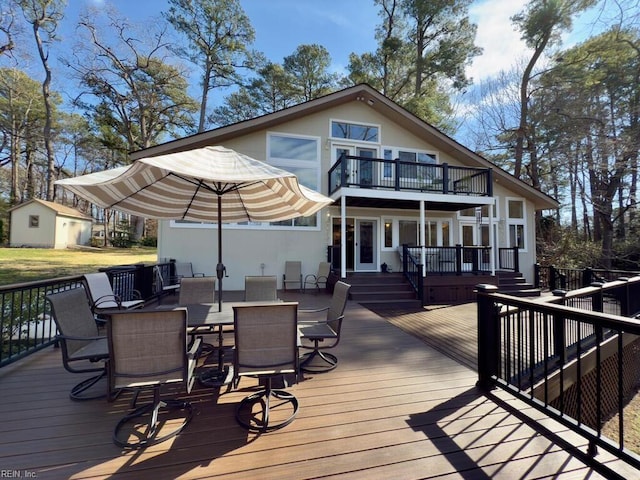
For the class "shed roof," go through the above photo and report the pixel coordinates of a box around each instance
[9,199,93,221]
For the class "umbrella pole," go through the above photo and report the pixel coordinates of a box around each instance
[216,195,225,312]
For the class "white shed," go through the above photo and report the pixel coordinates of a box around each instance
[9,199,93,249]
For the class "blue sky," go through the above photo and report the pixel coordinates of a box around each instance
[63,0,610,86]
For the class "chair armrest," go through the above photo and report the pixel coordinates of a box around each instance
[194,272,205,277]
[92,294,122,310]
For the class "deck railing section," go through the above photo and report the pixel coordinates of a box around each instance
[535,264,639,291]
[477,278,640,470]
[0,262,171,367]
[404,245,495,276]
[328,155,493,196]
[401,245,424,305]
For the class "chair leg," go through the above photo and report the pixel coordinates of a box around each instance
[113,388,193,449]
[70,368,107,401]
[235,377,298,432]
[300,342,338,373]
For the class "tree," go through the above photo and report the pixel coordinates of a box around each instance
[18,0,65,201]
[539,28,640,267]
[69,8,198,151]
[345,0,480,130]
[0,68,46,205]
[164,0,255,132]
[283,44,339,102]
[0,0,18,57]
[211,46,339,126]
[510,0,596,180]
[67,7,198,238]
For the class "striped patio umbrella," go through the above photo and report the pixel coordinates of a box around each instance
[55,145,333,310]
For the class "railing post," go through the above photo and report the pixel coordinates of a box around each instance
[402,244,408,274]
[591,282,604,312]
[512,245,520,273]
[487,168,493,196]
[552,289,567,360]
[395,159,400,190]
[549,265,557,291]
[442,162,449,194]
[455,244,462,275]
[583,267,593,287]
[417,266,424,305]
[534,263,540,288]
[476,284,500,390]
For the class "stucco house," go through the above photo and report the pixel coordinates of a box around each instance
[9,198,93,249]
[130,84,558,300]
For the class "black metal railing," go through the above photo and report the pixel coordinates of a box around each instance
[401,245,424,305]
[476,278,640,472]
[328,155,492,196]
[498,246,520,272]
[0,262,171,368]
[403,245,495,276]
[535,265,640,291]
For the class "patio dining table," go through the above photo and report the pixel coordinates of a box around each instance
[155,300,297,387]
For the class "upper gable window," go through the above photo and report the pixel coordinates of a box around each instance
[331,121,378,143]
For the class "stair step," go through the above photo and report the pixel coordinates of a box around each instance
[350,291,417,301]
[499,283,535,291]
[503,288,542,297]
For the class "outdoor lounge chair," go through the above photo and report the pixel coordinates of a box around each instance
[298,281,351,373]
[46,287,110,400]
[232,302,299,431]
[244,276,278,301]
[83,272,144,314]
[303,262,331,293]
[107,308,200,449]
[283,261,302,291]
[174,262,204,280]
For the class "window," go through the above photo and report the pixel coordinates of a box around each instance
[398,150,436,179]
[331,121,378,142]
[29,215,39,228]
[506,198,526,250]
[459,204,497,219]
[384,219,393,248]
[399,220,418,246]
[267,133,320,228]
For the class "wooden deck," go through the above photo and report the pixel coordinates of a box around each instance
[1,293,636,479]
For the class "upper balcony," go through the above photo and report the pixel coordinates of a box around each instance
[328,154,493,198]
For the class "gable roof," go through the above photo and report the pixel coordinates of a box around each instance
[9,199,93,221]
[131,84,558,211]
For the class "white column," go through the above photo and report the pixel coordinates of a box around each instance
[420,200,426,278]
[341,196,347,279]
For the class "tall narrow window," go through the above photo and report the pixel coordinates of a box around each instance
[506,198,526,250]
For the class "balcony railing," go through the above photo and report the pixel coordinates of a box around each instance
[477,278,640,470]
[328,155,493,196]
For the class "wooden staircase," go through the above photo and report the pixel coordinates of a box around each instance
[496,271,541,297]
[345,272,422,307]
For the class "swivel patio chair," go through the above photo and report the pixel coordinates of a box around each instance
[298,281,351,373]
[83,272,144,314]
[46,287,110,401]
[178,276,215,305]
[244,276,278,301]
[283,261,302,292]
[232,302,299,431]
[303,262,331,293]
[107,308,200,449]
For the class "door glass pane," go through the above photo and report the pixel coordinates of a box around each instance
[399,220,417,246]
[441,221,450,246]
[359,221,374,263]
[462,225,474,246]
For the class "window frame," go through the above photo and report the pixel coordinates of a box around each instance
[505,197,527,251]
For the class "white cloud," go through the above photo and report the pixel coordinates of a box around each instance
[467,0,530,82]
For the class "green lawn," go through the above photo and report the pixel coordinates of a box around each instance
[0,247,158,286]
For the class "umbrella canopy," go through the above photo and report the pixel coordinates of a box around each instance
[55,146,331,223]
[55,145,333,310]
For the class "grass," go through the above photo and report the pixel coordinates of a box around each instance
[0,247,158,285]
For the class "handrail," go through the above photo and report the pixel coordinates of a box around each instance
[476,278,640,471]
[328,155,492,196]
[401,245,424,305]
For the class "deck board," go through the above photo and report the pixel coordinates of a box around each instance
[0,295,636,479]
